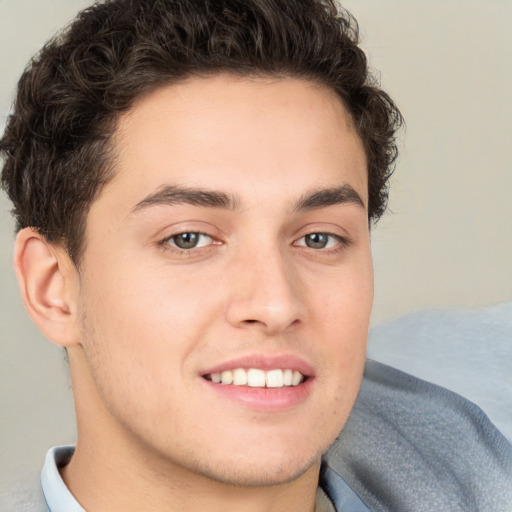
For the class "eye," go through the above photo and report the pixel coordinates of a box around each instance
[166,232,213,250]
[296,232,345,250]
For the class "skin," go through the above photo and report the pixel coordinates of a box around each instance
[15,75,373,511]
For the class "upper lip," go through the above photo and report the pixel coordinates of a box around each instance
[200,353,315,377]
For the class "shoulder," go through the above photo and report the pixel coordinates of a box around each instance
[0,472,48,512]
[325,360,512,512]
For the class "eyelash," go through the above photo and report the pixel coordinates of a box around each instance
[157,231,352,256]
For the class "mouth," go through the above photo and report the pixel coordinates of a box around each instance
[203,368,306,388]
[199,354,314,410]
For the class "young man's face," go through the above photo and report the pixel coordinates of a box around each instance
[71,75,373,486]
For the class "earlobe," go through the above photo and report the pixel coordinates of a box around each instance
[14,227,80,347]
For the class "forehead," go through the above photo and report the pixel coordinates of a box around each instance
[102,74,367,213]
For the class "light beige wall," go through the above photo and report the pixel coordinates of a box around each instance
[341,0,512,324]
[1,0,510,493]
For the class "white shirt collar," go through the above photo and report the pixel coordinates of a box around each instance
[41,446,84,512]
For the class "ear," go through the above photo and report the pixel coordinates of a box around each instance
[14,227,81,347]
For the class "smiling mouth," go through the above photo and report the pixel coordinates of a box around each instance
[203,368,306,388]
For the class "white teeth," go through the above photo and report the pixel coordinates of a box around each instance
[220,370,233,385]
[247,369,266,387]
[211,368,305,388]
[292,370,302,386]
[266,369,284,388]
[232,368,248,386]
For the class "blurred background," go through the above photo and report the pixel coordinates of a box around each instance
[1,0,511,497]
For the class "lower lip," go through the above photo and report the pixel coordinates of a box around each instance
[201,377,314,412]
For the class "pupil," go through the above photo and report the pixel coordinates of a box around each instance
[175,232,198,249]
[306,233,328,249]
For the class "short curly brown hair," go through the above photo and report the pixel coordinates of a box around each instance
[0,0,403,264]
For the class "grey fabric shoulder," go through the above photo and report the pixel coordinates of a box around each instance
[0,471,49,512]
[325,359,512,512]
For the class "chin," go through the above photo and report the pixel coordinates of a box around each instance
[194,452,322,488]
[178,432,329,488]
[169,406,348,488]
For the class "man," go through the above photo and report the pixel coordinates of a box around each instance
[1,1,510,511]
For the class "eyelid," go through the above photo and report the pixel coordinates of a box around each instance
[292,220,351,239]
[154,220,224,243]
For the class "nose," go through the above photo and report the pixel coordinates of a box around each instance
[224,249,304,334]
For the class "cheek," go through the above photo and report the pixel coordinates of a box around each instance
[76,279,196,432]
[308,257,372,404]
[77,261,225,406]
[311,254,373,339]
[83,262,207,338]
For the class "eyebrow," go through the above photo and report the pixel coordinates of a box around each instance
[129,183,365,216]
[130,185,240,214]
[293,184,365,212]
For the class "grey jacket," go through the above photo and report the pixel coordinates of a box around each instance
[323,360,512,511]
